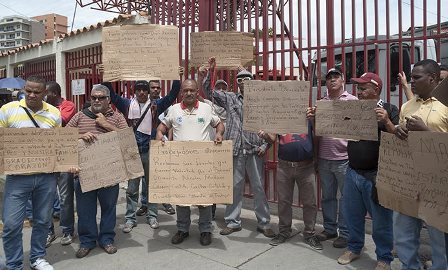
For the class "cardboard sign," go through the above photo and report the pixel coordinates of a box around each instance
[71,79,86,96]
[190,31,254,69]
[102,24,179,81]
[149,140,233,204]
[0,128,78,174]
[78,128,143,192]
[315,99,378,141]
[377,131,448,233]
[242,80,309,134]
[432,77,448,107]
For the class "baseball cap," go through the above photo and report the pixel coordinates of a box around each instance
[351,72,383,91]
[326,67,343,79]
[134,80,150,91]
[214,79,228,87]
[236,69,253,79]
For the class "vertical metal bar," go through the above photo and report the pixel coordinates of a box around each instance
[351,0,356,94]
[316,0,322,98]
[298,0,303,81]
[254,0,260,81]
[374,0,379,74]
[279,0,286,81]
[288,0,293,80]
[398,0,403,106]
[423,0,427,59]
[219,0,224,31]
[386,0,391,103]
[363,0,368,73]
[307,0,312,101]
[341,0,346,76]
[436,0,441,63]
[326,0,335,69]
[262,0,269,81]
[410,0,415,63]
[272,0,277,81]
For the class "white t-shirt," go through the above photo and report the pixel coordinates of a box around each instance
[162,101,220,141]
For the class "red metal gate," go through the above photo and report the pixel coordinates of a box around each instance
[13,58,56,82]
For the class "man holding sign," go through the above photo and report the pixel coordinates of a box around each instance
[156,79,224,246]
[394,59,448,270]
[67,84,128,258]
[0,76,61,270]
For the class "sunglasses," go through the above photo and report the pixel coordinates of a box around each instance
[237,77,252,84]
[90,96,109,101]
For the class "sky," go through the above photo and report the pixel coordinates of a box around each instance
[0,0,119,31]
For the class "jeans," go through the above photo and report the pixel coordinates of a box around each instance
[393,212,447,270]
[318,158,348,238]
[224,152,271,229]
[277,160,317,237]
[343,167,393,263]
[176,205,212,233]
[49,173,75,235]
[124,151,157,225]
[74,178,119,249]
[2,173,57,270]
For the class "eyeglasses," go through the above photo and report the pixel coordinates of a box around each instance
[90,96,109,101]
[237,77,252,84]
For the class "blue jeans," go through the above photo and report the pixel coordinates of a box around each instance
[74,178,119,249]
[224,152,271,229]
[318,158,348,238]
[124,151,157,225]
[49,173,75,234]
[393,212,447,270]
[343,167,393,263]
[2,173,57,270]
[176,205,212,233]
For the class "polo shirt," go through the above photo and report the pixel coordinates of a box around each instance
[399,96,448,132]
[162,101,220,141]
[0,99,61,128]
[318,91,358,160]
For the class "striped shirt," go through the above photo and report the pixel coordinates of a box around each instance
[0,99,61,128]
[66,107,128,134]
[318,91,358,160]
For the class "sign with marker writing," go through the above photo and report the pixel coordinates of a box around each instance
[242,80,309,134]
[149,140,233,204]
[102,24,179,81]
[315,99,378,141]
[377,131,448,233]
[0,128,78,174]
[190,31,254,69]
[78,128,143,192]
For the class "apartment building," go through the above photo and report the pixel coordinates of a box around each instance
[0,15,45,51]
[32,13,67,39]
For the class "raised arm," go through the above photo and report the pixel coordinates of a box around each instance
[158,80,181,112]
[102,82,130,115]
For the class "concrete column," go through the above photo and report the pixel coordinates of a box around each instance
[55,41,67,98]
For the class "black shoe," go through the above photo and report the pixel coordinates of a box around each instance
[304,235,323,250]
[256,227,276,238]
[163,204,176,215]
[333,236,348,248]
[200,232,212,246]
[220,226,242,235]
[76,247,93,258]
[136,206,148,216]
[171,231,189,244]
[316,230,338,241]
[269,234,287,246]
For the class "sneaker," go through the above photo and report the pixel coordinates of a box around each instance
[136,206,148,216]
[337,250,361,265]
[220,226,242,235]
[102,244,117,254]
[257,227,276,238]
[171,231,189,244]
[76,247,93,258]
[333,236,348,248]
[60,233,74,245]
[316,230,338,241]
[30,258,54,270]
[200,232,212,246]
[163,204,176,215]
[45,233,56,248]
[148,218,159,229]
[375,261,391,270]
[122,223,136,233]
[269,234,287,246]
[304,235,323,250]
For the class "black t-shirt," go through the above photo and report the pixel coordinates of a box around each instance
[348,102,399,170]
[278,122,314,162]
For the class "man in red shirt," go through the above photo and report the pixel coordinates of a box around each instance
[45,82,76,126]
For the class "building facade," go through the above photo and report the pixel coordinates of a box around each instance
[32,14,68,40]
[0,15,45,51]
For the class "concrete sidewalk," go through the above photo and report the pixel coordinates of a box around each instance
[0,189,403,270]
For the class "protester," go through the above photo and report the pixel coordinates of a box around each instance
[259,124,322,250]
[156,79,224,246]
[336,73,398,270]
[394,59,448,270]
[107,71,181,232]
[66,84,128,258]
[44,81,77,247]
[0,76,61,270]
[308,67,357,249]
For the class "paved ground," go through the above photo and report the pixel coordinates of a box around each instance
[0,187,405,270]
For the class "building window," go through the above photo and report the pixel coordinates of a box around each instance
[16,32,20,37]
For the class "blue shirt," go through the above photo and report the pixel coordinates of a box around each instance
[277,122,313,162]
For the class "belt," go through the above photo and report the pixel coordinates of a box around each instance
[278,159,313,167]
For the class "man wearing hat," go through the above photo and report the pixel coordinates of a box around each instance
[309,67,356,248]
[203,58,274,238]
[107,76,181,233]
[337,72,398,270]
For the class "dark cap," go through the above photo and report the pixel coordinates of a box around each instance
[134,80,150,91]
[326,67,343,79]
[351,72,383,91]
[236,69,254,79]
